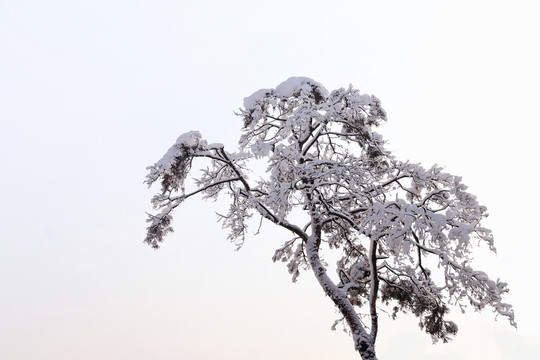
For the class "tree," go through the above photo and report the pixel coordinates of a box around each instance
[144,77,515,360]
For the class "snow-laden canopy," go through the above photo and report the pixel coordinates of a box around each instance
[145,77,515,360]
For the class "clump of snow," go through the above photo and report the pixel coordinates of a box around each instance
[243,88,273,109]
[274,76,329,99]
[242,77,329,110]
[175,131,202,146]
[145,130,208,187]
[156,131,204,168]
[348,92,373,106]
[207,143,224,149]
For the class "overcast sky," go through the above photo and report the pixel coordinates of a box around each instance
[1,1,539,359]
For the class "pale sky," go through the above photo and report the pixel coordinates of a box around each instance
[1,1,539,359]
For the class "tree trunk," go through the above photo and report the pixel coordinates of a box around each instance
[305,235,378,360]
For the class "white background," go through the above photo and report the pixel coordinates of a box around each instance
[1,1,538,359]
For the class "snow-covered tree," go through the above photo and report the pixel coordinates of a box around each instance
[144,77,515,360]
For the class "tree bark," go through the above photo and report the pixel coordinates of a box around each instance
[368,239,379,343]
[305,234,378,360]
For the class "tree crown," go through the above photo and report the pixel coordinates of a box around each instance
[145,77,515,356]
